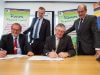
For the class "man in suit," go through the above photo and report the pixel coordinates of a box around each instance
[95,32,100,61]
[44,23,75,58]
[65,4,100,55]
[24,7,50,55]
[0,23,33,58]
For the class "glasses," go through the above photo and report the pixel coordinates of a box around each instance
[56,29,65,33]
[12,28,20,32]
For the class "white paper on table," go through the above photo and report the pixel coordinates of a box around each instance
[28,56,64,61]
[0,54,26,60]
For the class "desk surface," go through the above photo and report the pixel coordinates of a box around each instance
[0,56,100,75]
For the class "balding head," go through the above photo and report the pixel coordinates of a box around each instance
[77,4,87,19]
[77,4,87,11]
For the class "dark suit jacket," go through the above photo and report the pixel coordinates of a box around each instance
[0,33,32,54]
[23,17,50,43]
[65,15,98,54]
[44,35,76,57]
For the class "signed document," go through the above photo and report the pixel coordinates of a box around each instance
[0,54,25,60]
[28,56,64,61]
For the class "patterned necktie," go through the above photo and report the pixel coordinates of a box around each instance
[34,19,40,39]
[13,37,17,54]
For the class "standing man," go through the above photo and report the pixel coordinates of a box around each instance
[65,4,100,55]
[0,23,33,58]
[44,23,75,58]
[95,31,100,61]
[24,7,50,55]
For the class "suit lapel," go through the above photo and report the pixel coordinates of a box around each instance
[8,34,14,49]
[57,37,64,52]
[78,15,88,31]
[10,34,13,45]
[40,18,45,31]
[75,19,80,31]
[82,15,88,26]
[18,34,22,48]
[32,18,37,28]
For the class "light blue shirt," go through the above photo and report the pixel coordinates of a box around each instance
[32,18,43,39]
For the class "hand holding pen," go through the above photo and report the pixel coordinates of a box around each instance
[48,49,58,58]
[0,48,7,58]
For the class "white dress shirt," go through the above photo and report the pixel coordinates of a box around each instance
[55,37,60,52]
[13,36,22,54]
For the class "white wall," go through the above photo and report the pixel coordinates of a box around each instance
[5,2,94,26]
[4,0,99,2]
[0,1,94,37]
[0,0,4,39]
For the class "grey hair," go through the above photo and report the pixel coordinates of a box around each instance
[55,23,66,30]
[77,4,87,11]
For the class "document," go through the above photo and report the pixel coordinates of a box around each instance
[28,56,64,61]
[0,54,25,60]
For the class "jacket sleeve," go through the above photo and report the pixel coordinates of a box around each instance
[65,22,76,35]
[23,35,32,53]
[0,35,7,50]
[23,18,36,34]
[66,36,76,57]
[43,37,51,56]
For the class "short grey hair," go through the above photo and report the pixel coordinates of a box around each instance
[56,23,66,30]
[77,4,87,11]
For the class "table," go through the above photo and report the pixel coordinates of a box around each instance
[0,56,100,75]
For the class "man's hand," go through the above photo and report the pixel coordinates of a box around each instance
[0,50,7,58]
[48,51,58,58]
[58,52,69,58]
[27,51,34,56]
[96,50,100,61]
[96,50,100,55]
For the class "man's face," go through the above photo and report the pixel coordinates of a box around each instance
[37,9,45,18]
[77,6,87,19]
[11,24,21,37]
[55,27,65,39]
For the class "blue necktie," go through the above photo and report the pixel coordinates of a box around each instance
[34,19,40,39]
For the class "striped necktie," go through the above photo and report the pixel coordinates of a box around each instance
[13,37,17,54]
[34,19,40,39]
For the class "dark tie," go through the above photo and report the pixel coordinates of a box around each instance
[13,37,17,54]
[34,19,40,39]
[78,18,83,30]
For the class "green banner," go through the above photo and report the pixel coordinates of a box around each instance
[58,9,78,47]
[3,8,30,34]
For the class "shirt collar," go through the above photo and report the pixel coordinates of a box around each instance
[12,34,19,40]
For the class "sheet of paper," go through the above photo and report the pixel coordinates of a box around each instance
[0,54,25,60]
[28,56,64,61]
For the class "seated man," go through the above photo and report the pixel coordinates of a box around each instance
[44,23,76,58]
[0,23,33,58]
